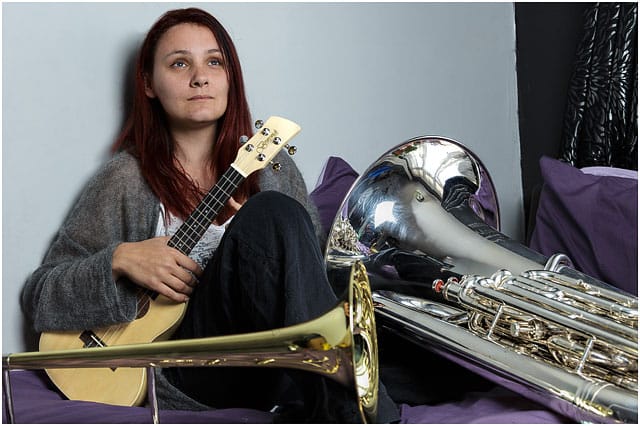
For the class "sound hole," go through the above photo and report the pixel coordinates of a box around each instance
[136,293,152,319]
[79,330,106,348]
[79,331,116,371]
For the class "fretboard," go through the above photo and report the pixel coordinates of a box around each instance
[167,166,244,255]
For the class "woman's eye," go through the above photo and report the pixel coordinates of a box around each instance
[209,58,223,67]
[171,60,188,68]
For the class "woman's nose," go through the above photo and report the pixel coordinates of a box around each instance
[190,67,209,88]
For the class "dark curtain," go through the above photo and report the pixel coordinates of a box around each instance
[560,2,638,170]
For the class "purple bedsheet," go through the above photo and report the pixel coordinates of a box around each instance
[3,370,568,423]
[2,370,273,424]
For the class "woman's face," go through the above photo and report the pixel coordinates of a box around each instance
[145,23,229,133]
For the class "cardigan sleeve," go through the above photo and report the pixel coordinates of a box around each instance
[22,151,321,333]
[21,153,159,333]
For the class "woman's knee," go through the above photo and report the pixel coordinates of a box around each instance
[246,190,302,212]
[228,191,311,238]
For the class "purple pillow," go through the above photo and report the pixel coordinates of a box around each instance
[581,166,638,179]
[309,156,359,237]
[529,157,638,295]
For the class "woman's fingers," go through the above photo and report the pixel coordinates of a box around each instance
[152,272,195,301]
[112,237,204,303]
[228,196,243,212]
[174,255,203,279]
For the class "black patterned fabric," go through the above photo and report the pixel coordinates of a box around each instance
[560,2,638,170]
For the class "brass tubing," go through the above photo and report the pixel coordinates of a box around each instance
[3,262,378,423]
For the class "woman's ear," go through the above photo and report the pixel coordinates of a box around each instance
[144,75,156,98]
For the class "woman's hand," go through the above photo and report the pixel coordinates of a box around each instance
[112,236,203,302]
[228,196,243,213]
[215,196,244,226]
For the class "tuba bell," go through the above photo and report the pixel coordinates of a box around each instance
[325,136,638,423]
[3,262,378,424]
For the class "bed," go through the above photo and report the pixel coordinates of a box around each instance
[3,155,635,424]
[3,369,569,423]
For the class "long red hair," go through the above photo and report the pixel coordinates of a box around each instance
[112,8,258,223]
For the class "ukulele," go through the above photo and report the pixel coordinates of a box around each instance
[38,116,301,406]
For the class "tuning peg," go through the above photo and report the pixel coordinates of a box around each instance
[239,135,249,145]
[285,144,297,155]
[254,119,264,129]
[271,161,282,172]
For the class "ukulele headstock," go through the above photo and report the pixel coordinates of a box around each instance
[232,116,301,176]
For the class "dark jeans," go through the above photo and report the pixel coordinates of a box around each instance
[163,191,399,423]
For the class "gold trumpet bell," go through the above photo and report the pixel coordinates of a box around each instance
[3,261,379,424]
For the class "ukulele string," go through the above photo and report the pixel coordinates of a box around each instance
[169,170,242,252]
[101,171,244,347]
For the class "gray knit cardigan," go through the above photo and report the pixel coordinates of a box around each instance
[21,150,323,410]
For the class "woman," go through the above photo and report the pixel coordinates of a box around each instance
[21,7,398,423]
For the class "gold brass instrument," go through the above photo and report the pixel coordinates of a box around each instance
[3,261,378,424]
[325,136,638,423]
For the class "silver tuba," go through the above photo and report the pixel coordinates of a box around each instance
[325,136,638,424]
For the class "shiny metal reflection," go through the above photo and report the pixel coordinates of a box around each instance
[325,136,638,424]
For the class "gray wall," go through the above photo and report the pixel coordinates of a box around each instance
[3,2,522,353]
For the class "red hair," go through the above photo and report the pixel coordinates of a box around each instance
[112,8,258,223]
